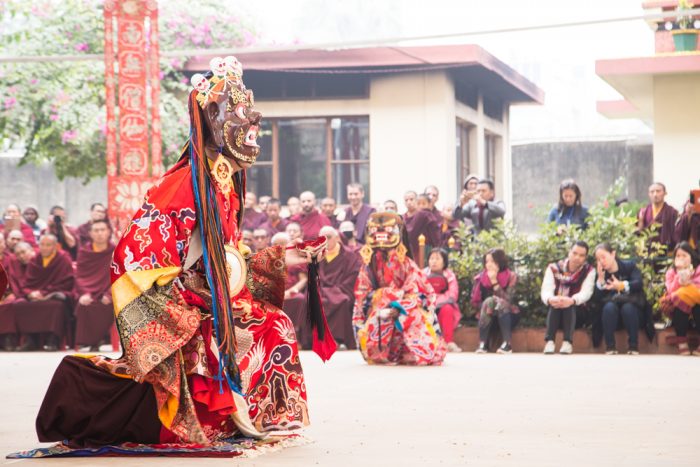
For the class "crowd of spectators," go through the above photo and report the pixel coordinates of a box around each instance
[1,176,699,355]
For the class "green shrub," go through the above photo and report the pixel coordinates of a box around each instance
[449,178,669,327]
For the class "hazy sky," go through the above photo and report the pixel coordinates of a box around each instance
[240,0,656,141]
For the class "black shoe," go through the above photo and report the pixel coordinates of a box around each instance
[2,335,16,351]
[43,335,59,352]
[18,335,39,351]
[496,342,513,354]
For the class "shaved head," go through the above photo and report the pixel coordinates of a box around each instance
[38,234,58,258]
[320,226,339,251]
[319,226,338,238]
[271,232,290,247]
[14,241,35,264]
[300,191,317,214]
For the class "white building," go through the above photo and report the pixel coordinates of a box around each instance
[187,45,543,210]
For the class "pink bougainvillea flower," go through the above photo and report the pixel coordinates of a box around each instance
[74,42,89,52]
[49,113,59,121]
[62,129,78,144]
[4,97,17,110]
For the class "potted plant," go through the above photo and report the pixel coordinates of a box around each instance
[671,0,699,52]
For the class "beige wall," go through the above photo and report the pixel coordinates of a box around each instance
[367,71,457,207]
[653,73,700,210]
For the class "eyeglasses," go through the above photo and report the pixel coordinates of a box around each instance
[253,235,268,239]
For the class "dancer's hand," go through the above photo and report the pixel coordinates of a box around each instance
[284,237,327,267]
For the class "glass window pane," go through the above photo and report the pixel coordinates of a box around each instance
[331,117,369,162]
[247,165,272,197]
[278,118,327,201]
[256,120,273,163]
[332,162,369,203]
[456,122,470,190]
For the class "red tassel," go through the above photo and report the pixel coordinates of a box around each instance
[312,320,337,362]
[306,257,337,361]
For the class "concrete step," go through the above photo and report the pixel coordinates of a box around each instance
[452,326,698,354]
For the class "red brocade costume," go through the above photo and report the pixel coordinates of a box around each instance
[37,159,308,447]
[352,213,446,365]
[36,56,312,448]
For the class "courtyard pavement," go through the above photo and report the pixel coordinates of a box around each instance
[1,349,698,466]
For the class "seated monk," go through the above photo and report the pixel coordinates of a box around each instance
[74,220,115,352]
[353,212,446,365]
[15,234,75,351]
[282,262,309,349]
[0,241,35,350]
[318,226,362,350]
[404,194,441,263]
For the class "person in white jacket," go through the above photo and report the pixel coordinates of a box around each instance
[540,241,596,354]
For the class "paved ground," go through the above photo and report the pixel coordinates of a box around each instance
[1,350,699,466]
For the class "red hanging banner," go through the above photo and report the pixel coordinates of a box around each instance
[104,0,161,235]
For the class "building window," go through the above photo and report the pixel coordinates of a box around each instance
[485,132,497,185]
[456,121,472,191]
[246,120,273,197]
[247,116,370,202]
[245,71,370,100]
[278,118,328,201]
[331,117,369,203]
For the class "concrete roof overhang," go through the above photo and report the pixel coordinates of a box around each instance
[185,44,544,105]
[595,53,700,120]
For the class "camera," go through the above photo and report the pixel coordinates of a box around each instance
[53,215,62,224]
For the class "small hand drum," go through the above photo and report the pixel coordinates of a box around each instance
[224,244,247,296]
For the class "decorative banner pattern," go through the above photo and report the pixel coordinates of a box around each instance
[104,0,161,235]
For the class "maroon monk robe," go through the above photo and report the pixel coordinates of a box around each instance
[0,262,8,337]
[429,206,443,226]
[675,210,700,252]
[404,209,441,261]
[4,254,28,298]
[260,217,289,237]
[74,243,115,347]
[344,204,376,243]
[15,250,75,343]
[42,225,80,260]
[2,221,38,247]
[291,209,332,241]
[639,202,679,250]
[241,209,268,232]
[0,254,32,336]
[440,218,462,247]
[327,216,340,230]
[318,245,362,349]
[0,263,6,299]
[76,221,92,247]
[340,236,362,253]
[282,264,310,349]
